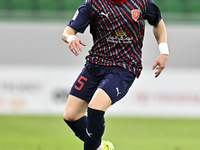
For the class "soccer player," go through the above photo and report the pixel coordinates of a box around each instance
[62,0,169,150]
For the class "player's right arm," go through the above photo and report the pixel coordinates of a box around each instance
[62,26,86,56]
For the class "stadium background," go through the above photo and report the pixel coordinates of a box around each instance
[0,1,200,150]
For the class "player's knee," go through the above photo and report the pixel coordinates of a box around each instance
[63,111,77,121]
[63,110,85,122]
[63,115,76,122]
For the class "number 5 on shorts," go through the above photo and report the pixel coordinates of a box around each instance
[74,76,88,91]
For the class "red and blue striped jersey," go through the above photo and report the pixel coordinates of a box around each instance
[68,0,162,78]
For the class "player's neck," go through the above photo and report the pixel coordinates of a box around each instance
[108,0,127,3]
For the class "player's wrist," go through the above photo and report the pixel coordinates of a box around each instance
[158,42,169,56]
[67,35,76,43]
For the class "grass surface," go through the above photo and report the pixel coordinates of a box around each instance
[1,115,200,150]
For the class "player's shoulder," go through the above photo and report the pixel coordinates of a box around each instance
[79,0,93,11]
[129,0,149,7]
[84,0,96,4]
[146,0,156,4]
[83,0,102,8]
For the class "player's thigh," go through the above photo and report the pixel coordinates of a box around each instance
[69,63,99,103]
[99,69,135,104]
[63,95,88,121]
[88,88,112,111]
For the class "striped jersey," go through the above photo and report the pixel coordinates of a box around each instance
[68,0,162,78]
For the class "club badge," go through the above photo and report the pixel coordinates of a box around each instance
[131,9,140,21]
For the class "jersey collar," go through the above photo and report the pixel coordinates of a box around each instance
[107,0,128,3]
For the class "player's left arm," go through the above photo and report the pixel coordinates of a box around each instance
[152,19,169,78]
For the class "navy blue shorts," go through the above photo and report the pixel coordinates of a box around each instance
[70,61,136,104]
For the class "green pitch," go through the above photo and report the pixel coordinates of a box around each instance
[1,115,200,150]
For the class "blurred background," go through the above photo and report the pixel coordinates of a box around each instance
[0,0,200,117]
[1,1,200,150]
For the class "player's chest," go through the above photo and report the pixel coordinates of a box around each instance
[92,0,146,29]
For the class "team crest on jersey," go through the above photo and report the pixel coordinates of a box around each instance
[72,10,79,20]
[131,9,140,21]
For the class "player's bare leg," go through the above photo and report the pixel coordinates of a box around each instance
[89,88,112,111]
[84,88,114,150]
[63,95,88,121]
[63,95,88,141]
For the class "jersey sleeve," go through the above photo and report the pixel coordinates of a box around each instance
[67,0,93,33]
[144,0,162,26]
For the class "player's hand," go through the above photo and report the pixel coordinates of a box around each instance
[152,54,168,78]
[68,37,86,56]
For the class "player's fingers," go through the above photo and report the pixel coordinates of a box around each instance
[68,43,79,56]
[73,45,80,56]
[155,66,164,78]
[77,41,83,52]
[155,70,160,78]
[68,39,85,56]
[77,40,86,52]
[152,61,158,70]
[80,39,86,46]
[75,39,86,53]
